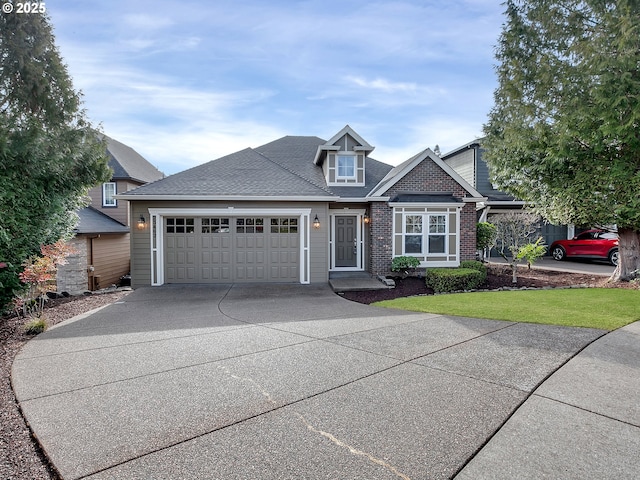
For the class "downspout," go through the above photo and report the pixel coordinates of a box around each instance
[88,235,100,290]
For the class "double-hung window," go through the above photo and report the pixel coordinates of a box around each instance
[102,182,117,207]
[403,214,447,254]
[404,215,423,253]
[336,155,356,180]
[427,215,447,253]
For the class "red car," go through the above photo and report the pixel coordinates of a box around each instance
[550,229,619,266]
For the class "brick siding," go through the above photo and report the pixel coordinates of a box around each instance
[369,157,478,276]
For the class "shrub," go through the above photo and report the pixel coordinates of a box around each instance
[476,222,497,260]
[15,240,75,318]
[426,268,484,293]
[391,256,421,276]
[0,262,25,314]
[24,318,47,335]
[460,260,487,282]
[516,237,547,269]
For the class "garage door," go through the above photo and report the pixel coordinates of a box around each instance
[164,216,299,283]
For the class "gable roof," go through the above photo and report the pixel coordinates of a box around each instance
[368,148,485,200]
[120,132,394,201]
[313,124,375,165]
[75,206,129,234]
[119,143,337,200]
[441,138,483,159]
[104,136,165,184]
[119,130,482,203]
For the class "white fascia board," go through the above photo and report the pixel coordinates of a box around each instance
[353,145,375,153]
[388,202,464,208]
[463,197,488,203]
[363,196,391,202]
[117,194,336,201]
[368,148,485,200]
[325,125,374,149]
[328,197,375,203]
[486,200,527,206]
[313,145,340,165]
[367,154,424,197]
[147,207,313,216]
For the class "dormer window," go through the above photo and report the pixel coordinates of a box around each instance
[337,155,356,180]
[314,126,373,187]
[324,152,365,186]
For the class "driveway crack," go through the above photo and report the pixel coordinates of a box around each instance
[214,362,412,480]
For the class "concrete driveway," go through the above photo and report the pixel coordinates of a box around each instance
[12,284,639,479]
[489,256,616,276]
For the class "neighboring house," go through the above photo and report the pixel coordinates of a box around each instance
[441,140,571,251]
[56,136,164,293]
[119,126,485,288]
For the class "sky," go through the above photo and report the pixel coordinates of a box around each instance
[46,0,506,175]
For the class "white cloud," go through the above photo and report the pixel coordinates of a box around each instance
[105,121,287,174]
[46,0,503,175]
[408,119,485,157]
[346,77,420,94]
[122,14,174,31]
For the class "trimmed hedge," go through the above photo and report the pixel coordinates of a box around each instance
[460,260,487,282]
[425,267,484,293]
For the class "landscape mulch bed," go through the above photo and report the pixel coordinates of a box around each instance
[341,264,620,304]
[1,290,130,480]
[0,268,631,479]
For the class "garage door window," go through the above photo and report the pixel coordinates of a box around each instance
[237,218,264,233]
[202,218,230,233]
[166,218,195,234]
[271,218,298,234]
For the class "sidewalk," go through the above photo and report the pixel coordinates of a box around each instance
[456,320,640,479]
[488,256,615,276]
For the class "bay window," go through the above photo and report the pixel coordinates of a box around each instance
[393,205,461,267]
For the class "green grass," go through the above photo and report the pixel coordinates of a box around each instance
[373,288,640,331]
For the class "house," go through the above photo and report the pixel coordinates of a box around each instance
[56,136,164,293]
[441,140,572,250]
[119,126,485,287]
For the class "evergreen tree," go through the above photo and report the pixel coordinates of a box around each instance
[484,0,640,281]
[0,7,111,308]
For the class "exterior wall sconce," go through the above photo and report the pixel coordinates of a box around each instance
[313,214,320,229]
[137,214,146,230]
[363,214,371,224]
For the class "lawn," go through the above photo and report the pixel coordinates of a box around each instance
[373,288,640,331]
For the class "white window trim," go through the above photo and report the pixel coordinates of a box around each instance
[402,214,425,255]
[401,213,449,257]
[102,182,117,207]
[336,154,357,181]
[425,213,448,255]
[146,207,312,286]
[391,203,461,268]
[326,151,365,187]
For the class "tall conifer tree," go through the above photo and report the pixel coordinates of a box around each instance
[0,6,111,307]
[484,0,640,281]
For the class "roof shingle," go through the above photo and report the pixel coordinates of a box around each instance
[75,207,129,234]
[104,136,165,184]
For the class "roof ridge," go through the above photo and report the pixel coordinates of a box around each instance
[252,149,335,196]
